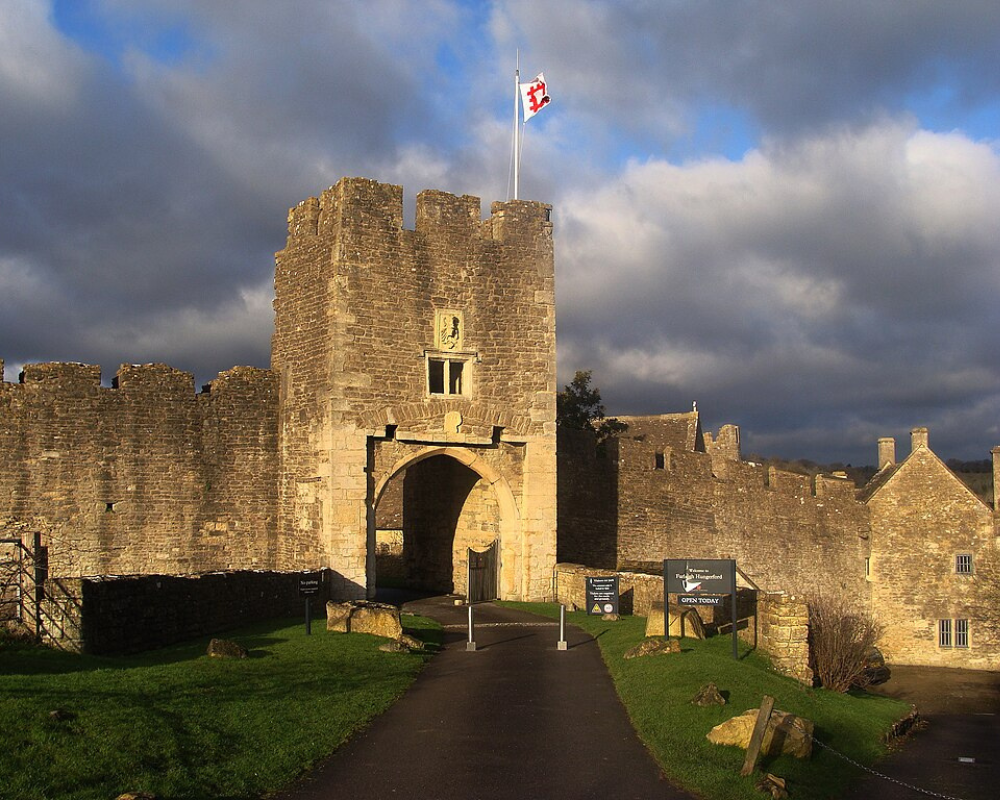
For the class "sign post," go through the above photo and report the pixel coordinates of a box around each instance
[298,574,321,635]
[585,575,619,616]
[664,558,739,660]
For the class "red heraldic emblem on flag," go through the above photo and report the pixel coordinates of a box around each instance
[519,73,550,121]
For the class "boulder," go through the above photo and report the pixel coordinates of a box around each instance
[115,794,156,800]
[206,638,248,659]
[707,708,814,759]
[645,601,706,639]
[624,638,681,659]
[326,601,354,632]
[349,602,403,639]
[691,682,726,707]
[326,601,403,640]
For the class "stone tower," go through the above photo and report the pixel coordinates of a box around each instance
[271,178,557,600]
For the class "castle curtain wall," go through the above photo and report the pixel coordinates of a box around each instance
[0,361,278,576]
[558,423,871,603]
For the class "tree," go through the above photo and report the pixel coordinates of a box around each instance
[556,370,628,445]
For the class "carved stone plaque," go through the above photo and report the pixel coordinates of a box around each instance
[435,310,463,351]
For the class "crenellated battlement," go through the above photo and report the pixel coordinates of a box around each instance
[20,362,102,389]
[282,177,552,249]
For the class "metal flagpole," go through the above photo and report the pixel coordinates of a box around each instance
[513,51,520,200]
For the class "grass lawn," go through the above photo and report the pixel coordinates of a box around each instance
[0,615,440,800]
[501,602,912,800]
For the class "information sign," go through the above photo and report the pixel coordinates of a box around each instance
[664,559,735,595]
[664,558,740,661]
[299,576,321,597]
[678,594,724,607]
[585,575,619,616]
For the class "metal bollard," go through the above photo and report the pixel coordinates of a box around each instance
[466,603,477,651]
[557,603,568,650]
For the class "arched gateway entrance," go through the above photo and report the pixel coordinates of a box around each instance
[370,447,520,599]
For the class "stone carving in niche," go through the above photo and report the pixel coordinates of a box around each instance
[435,310,463,351]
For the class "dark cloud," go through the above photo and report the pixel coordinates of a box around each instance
[2,1,999,464]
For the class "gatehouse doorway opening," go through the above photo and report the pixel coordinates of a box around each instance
[374,454,501,597]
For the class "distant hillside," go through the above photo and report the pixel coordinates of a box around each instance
[746,455,877,489]
[748,455,994,506]
[946,459,995,506]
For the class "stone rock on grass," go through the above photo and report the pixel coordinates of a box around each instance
[378,633,426,653]
[624,638,681,659]
[691,682,726,706]
[644,601,706,639]
[756,773,788,799]
[326,601,353,632]
[326,601,403,640]
[349,602,403,639]
[115,793,156,800]
[207,638,248,659]
[707,708,814,759]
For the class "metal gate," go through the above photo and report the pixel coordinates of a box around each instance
[1,532,46,637]
[467,540,498,603]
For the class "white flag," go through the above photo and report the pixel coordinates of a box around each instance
[519,72,550,121]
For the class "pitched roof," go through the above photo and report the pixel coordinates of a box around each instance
[615,412,704,452]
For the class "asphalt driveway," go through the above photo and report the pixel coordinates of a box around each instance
[275,596,693,800]
[843,665,999,800]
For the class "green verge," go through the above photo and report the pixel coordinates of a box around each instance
[499,602,911,800]
[0,615,440,800]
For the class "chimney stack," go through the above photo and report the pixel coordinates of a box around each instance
[877,437,896,470]
[911,427,929,452]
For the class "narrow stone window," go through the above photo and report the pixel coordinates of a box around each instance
[105,502,116,513]
[654,452,665,470]
[955,619,970,648]
[956,553,973,574]
[865,557,871,579]
[938,618,952,648]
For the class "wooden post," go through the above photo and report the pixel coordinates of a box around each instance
[740,695,776,777]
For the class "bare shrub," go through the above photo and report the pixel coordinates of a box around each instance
[807,596,883,692]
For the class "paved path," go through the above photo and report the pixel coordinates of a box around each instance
[275,597,690,800]
[842,666,1000,800]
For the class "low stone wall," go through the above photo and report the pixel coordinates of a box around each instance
[38,569,335,654]
[554,563,812,684]
[753,593,813,685]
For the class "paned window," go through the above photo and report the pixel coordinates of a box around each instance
[427,357,466,396]
[939,618,971,648]
[938,619,952,648]
[955,619,970,648]
[956,553,973,574]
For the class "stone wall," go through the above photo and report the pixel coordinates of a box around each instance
[0,362,279,577]
[753,593,813,685]
[559,420,871,601]
[554,563,811,683]
[36,570,332,654]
